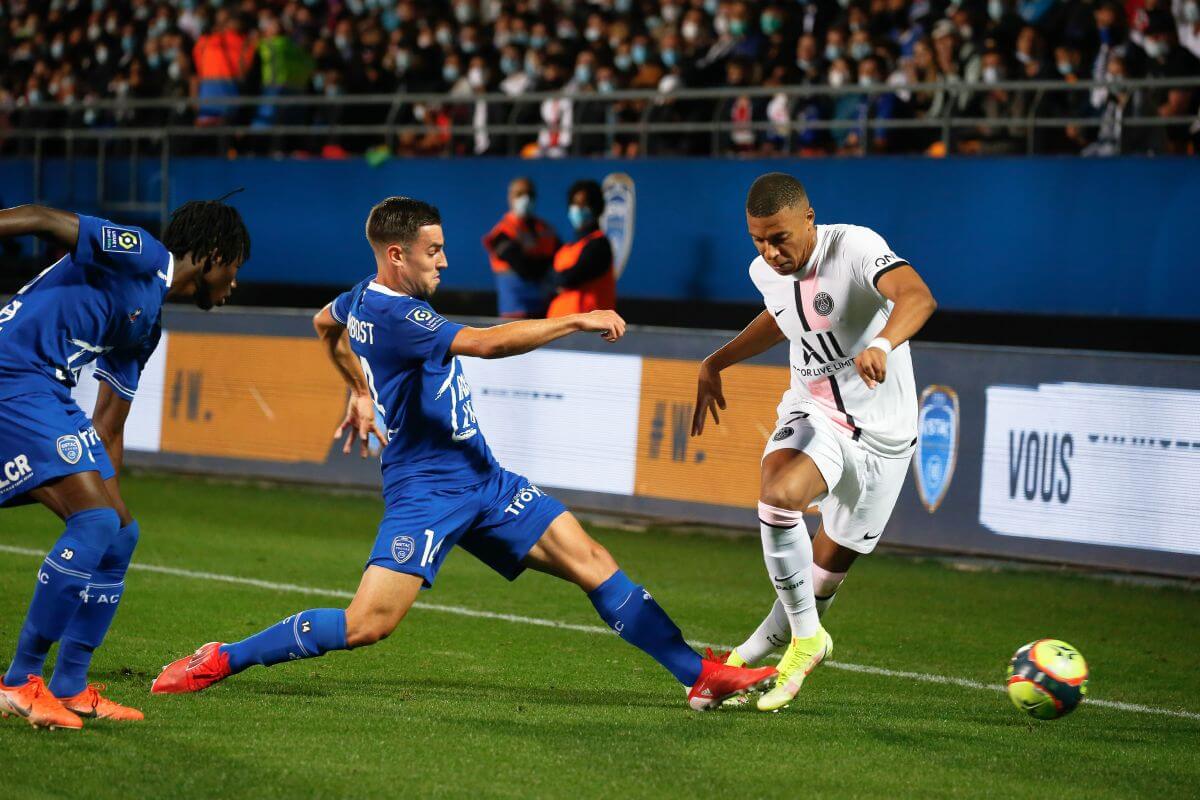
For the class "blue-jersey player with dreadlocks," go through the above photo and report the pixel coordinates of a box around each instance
[0,200,250,729]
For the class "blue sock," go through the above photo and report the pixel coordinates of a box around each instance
[4,508,120,687]
[220,608,348,674]
[587,570,703,686]
[48,520,139,698]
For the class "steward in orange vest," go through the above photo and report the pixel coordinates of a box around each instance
[482,178,560,318]
[548,179,616,317]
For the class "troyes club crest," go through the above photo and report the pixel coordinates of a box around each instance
[913,385,959,513]
[600,173,635,279]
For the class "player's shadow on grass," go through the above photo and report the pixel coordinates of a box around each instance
[376,675,674,709]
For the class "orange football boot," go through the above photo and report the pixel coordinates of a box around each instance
[0,675,84,730]
[59,684,144,721]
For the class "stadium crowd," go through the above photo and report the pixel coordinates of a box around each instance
[2,0,1198,156]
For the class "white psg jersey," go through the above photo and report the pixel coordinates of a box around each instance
[750,224,917,458]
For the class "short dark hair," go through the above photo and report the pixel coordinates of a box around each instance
[366,196,441,249]
[162,200,251,267]
[746,173,809,218]
[568,179,604,216]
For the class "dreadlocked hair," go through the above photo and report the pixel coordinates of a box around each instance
[162,200,251,267]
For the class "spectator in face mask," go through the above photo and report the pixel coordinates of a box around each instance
[548,179,615,318]
[1179,0,1200,59]
[967,49,1028,153]
[483,177,561,318]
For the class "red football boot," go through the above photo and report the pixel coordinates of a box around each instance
[151,642,231,694]
[686,659,777,711]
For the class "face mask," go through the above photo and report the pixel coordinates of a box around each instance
[443,65,460,82]
[982,65,1001,83]
[646,15,664,33]
[168,61,181,80]
[95,48,109,64]
[825,44,842,61]
[615,0,633,12]
[454,4,473,23]
[335,36,350,51]
[525,56,540,75]
[1056,61,1072,76]
[512,194,533,217]
[704,0,719,14]
[632,44,648,65]
[829,70,848,87]
[1144,38,1167,58]
[598,79,615,93]
[1105,70,1121,83]
[761,14,782,35]
[662,49,678,68]
[122,35,135,52]
[413,104,426,122]
[468,66,486,88]
[714,16,730,36]
[27,89,42,104]
[557,24,577,40]
[511,31,529,45]
[796,57,812,71]
[51,42,65,59]
[494,32,512,49]
[88,24,102,41]
[858,74,875,87]
[959,24,973,39]
[500,56,518,75]
[148,53,161,69]
[585,27,602,42]
[530,35,547,49]
[436,28,453,46]
[395,51,411,72]
[568,205,594,230]
[729,19,747,37]
[1185,1,1200,23]
[987,0,1004,21]
[850,42,871,60]
[461,40,477,54]
[574,64,593,84]
[313,73,325,91]
[615,54,633,71]
[682,21,700,41]
[383,10,400,31]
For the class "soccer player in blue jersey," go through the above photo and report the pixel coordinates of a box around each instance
[0,201,250,729]
[153,196,776,710]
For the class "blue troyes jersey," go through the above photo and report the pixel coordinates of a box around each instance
[0,214,171,402]
[330,278,497,497]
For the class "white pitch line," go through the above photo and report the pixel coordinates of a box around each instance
[1,543,1197,722]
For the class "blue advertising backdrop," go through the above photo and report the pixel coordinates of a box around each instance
[2,156,1196,317]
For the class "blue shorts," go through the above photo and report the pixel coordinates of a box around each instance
[0,392,114,508]
[369,468,567,588]
[494,271,551,318]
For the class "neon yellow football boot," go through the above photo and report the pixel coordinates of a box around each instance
[756,626,833,712]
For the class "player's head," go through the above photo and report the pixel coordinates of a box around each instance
[567,179,604,232]
[745,172,816,276]
[366,196,445,299]
[508,177,535,218]
[162,200,251,310]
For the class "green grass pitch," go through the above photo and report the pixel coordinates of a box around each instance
[2,473,1198,798]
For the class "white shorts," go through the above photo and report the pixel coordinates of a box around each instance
[762,405,913,554]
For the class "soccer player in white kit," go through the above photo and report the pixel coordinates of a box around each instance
[691,173,937,711]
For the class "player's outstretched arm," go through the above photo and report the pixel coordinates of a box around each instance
[0,204,80,250]
[692,310,786,436]
[450,309,626,360]
[854,265,937,389]
[313,304,385,458]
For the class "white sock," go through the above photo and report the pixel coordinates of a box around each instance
[757,502,819,639]
[812,564,847,619]
[734,598,790,664]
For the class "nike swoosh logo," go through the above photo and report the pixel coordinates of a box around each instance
[863,531,880,540]
[773,308,786,317]
[772,570,801,582]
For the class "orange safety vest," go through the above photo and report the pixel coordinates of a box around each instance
[547,229,616,317]
[482,212,558,274]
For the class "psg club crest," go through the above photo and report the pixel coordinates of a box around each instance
[600,173,636,279]
[913,385,959,513]
[56,435,83,465]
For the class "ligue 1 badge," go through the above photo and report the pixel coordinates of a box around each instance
[914,385,959,513]
[600,173,636,279]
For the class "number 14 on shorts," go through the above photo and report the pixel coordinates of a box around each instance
[391,529,442,567]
